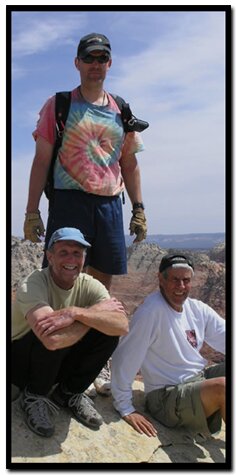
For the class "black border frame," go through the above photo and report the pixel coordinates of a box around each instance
[7,4,232,471]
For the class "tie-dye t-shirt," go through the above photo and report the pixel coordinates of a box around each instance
[33,88,144,196]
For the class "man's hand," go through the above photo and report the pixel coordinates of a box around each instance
[34,307,80,337]
[34,309,75,337]
[123,411,157,437]
[26,305,89,350]
[89,298,126,315]
[129,208,147,243]
[24,211,45,242]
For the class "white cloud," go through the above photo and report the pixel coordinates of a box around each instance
[12,13,87,57]
[111,12,224,106]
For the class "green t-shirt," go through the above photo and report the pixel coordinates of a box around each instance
[12,267,110,341]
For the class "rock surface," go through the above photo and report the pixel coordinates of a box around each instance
[11,381,226,465]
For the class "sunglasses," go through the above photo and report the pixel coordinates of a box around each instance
[80,53,110,64]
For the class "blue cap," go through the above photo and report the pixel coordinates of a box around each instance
[47,227,91,250]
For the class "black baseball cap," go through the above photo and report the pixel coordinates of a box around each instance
[159,253,194,273]
[77,33,111,58]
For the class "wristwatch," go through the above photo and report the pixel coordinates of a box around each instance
[133,202,145,210]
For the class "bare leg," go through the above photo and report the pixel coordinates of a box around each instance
[200,377,225,422]
[85,266,112,292]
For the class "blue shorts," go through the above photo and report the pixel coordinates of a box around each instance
[44,189,127,275]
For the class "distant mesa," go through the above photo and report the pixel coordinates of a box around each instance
[125,233,225,250]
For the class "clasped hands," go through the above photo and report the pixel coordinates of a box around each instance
[35,308,75,337]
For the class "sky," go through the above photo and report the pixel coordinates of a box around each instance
[9,7,228,237]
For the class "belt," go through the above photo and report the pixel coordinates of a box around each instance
[184,370,205,383]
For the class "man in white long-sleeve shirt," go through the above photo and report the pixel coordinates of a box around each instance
[111,253,225,437]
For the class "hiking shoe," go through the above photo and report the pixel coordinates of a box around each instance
[94,378,111,396]
[68,393,103,429]
[94,360,112,396]
[51,384,103,429]
[20,387,59,437]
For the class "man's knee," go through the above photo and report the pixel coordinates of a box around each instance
[212,377,225,400]
[200,376,225,417]
[202,376,225,396]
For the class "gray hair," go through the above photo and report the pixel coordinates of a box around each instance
[162,263,194,279]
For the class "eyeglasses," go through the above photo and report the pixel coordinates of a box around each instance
[79,53,110,64]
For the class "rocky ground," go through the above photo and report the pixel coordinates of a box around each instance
[11,381,226,466]
[10,238,226,465]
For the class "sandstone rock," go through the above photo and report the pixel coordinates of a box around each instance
[208,242,225,263]
[10,381,225,465]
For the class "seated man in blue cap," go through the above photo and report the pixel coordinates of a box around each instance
[111,253,225,438]
[12,227,128,437]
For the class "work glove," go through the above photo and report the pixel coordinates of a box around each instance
[129,208,147,243]
[24,211,45,243]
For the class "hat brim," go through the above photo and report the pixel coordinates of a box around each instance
[79,45,111,57]
[47,237,91,249]
[56,237,91,248]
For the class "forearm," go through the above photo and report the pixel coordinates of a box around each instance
[46,321,90,350]
[27,305,90,350]
[120,154,143,204]
[74,309,128,335]
[26,137,53,212]
[31,300,128,347]
[26,157,50,212]
[72,300,129,336]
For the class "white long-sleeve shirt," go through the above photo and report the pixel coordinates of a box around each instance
[111,291,225,417]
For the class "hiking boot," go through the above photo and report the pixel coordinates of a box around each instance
[52,384,103,429]
[68,393,103,429]
[20,387,59,437]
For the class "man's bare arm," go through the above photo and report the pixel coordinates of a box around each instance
[120,153,143,205]
[72,298,129,336]
[36,298,129,336]
[35,298,128,337]
[26,137,53,213]
[26,297,128,350]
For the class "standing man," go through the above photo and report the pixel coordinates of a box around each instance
[23,32,147,291]
[12,227,128,437]
[111,253,225,438]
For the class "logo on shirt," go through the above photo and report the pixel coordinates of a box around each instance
[185,329,197,348]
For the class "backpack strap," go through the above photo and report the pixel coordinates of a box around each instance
[111,94,133,132]
[55,91,71,139]
[44,91,71,201]
[111,93,149,133]
[110,93,127,111]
